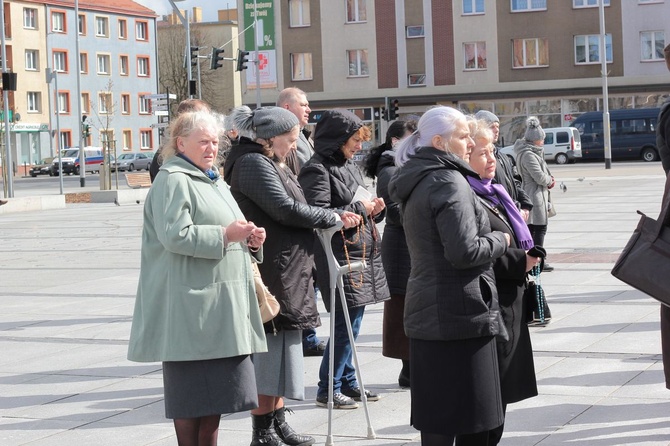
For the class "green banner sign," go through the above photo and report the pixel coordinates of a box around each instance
[243,1,275,51]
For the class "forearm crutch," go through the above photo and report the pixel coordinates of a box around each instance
[316,215,376,446]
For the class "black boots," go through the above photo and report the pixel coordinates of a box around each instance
[251,412,286,446]
[273,407,315,446]
[250,407,315,446]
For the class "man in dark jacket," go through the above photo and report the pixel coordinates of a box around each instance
[657,43,670,390]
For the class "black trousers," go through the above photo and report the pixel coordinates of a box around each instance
[528,224,547,248]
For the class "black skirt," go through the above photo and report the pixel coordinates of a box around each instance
[163,355,257,419]
[410,336,504,435]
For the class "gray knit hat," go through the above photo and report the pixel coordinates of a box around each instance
[474,110,499,125]
[524,116,545,142]
[231,105,299,139]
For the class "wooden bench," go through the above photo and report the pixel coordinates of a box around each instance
[125,172,152,189]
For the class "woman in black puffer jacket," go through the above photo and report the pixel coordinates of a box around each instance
[298,109,390,409]
[363,119,417,388]
[225,106,361,446]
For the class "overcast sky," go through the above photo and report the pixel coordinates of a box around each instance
[134,0,232,21]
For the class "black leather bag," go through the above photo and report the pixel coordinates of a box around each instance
[525,264,551,325]
[611,178,670,305]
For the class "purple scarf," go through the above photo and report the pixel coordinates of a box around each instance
[467,177,534,250]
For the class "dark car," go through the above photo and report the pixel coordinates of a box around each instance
[29,157,55,177]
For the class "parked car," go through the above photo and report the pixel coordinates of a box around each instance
[29,157,54,177]
[500,127,582,165]
[111,152,152,172]
[51,147,104,176]
[570,108,660,162]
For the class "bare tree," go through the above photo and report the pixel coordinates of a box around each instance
[89,79,118,189]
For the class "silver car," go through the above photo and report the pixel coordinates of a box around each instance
[111,152,152,172]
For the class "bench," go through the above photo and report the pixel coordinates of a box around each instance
[125,172,152,189]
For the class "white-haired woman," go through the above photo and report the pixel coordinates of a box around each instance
[389,106,510,446]
[128,110,267,446]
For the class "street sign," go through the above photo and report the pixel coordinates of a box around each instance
[152,105,169,111]
[151,122,169,129]
[143,93,177,100]
[154,110,169,116]
[151,99,169,106]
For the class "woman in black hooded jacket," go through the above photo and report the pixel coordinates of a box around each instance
[298,109,390,409]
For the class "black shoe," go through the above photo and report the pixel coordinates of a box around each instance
[398,373,410,388]
[341,386,380,402]
[251,412,288,446]
[315,392,359,409]
[303,340,326,357]
[273,407,314,446]
[542,262,554,272]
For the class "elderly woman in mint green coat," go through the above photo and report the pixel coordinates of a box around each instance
[128,110,268,446]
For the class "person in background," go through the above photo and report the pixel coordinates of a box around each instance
[513,117,555,272]
[657,43,670,390]
[474,110,533,223]
[276,88,325,358]
[149,99,212,182]
[467,118,540,445]
[224,105,361,446]
[389,106,510,445]
[298,109,390,409]
[128,111,267,446]
[363,119,417,388]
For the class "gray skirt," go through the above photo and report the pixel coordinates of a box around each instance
[253,329,304,400]
[163,355,257,419]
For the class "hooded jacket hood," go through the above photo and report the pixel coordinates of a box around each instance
[390,146,479,205]
[313,109,362,161]
[513,138,543,158]
[223,136,266,184]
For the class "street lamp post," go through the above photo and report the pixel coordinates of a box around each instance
[0,0,14,198]
[46,67,63,195]
[166,0,193,99]
[599,0,612,170]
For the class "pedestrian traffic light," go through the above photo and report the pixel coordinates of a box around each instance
[388,99,399,120]
[236,49,250,72]
[190,46,198,67]
[210,47,225,70]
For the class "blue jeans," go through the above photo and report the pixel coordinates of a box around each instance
[317,306,366,397]
[303,286,321,349]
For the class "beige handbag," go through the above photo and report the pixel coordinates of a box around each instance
[251,262,280,323]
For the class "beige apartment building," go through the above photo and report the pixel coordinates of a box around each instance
[238,0,669,145]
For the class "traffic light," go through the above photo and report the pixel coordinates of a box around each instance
[236,49,250,72]
[388,99,399,120]
[190,46,198,67]
[81,115,91,138]
[210,47,225,70]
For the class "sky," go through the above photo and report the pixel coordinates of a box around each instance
[133,0,232,21]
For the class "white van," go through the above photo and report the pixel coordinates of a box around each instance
[500,127,582,165]
[50,147,104,175]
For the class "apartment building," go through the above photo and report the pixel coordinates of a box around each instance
[3,0,158,170]
[239,0,669,145]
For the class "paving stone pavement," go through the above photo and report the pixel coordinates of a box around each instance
[1,161,670,445]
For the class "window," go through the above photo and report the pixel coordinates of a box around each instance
[60,131,71,150]
[289,0,310,27]
[137,56,150,76]
[408,74,426,87]
[511,0,546,12]
[135,21,148,41]
[575,34,612,64]
[95,16,109,37]
[52,11,65,32]
[23,8,37,29]
[81,92,90,114]
[573,0,609,7]
[57,91,70,114]
[140,130,153,149]
[27,92,41,112]
[122,130,132,150]
[78,14,86,35]
[121,94,131,114]
[463,0,485,14]
[513,38,549,68]
[346,0,367,23]
[25,50,38,71]
[118,19,127,39]
[97,54,111,74]
[464,42,487,70]
[347,49,369,77]
[98,92,112,114]
[641,31,665,61]
[53,51,67,72]
[80,53,88,74]
[119,55,129,75]
[406,26,425,38]
[139,95,151,114]
[291,53,313,81]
